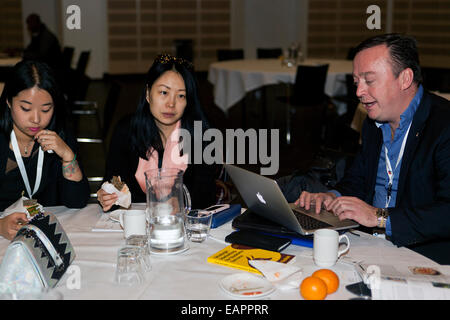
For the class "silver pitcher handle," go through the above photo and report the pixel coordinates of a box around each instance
[183,184,191,213]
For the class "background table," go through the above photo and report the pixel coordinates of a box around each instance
[208,58,353,114]
[0,203,442,300]
[0,57,21,67]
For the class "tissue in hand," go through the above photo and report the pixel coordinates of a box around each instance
[101,176,131,208]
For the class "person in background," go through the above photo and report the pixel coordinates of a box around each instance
[22,14,63,71]
[0,60,90,239]
[97,54,217,211]
[296,33,450,265]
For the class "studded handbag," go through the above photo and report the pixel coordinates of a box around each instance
[0,211,75,291]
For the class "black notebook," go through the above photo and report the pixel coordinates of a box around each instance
[225,230,291,252]
[232,209,314,248]
[232,209,306,236]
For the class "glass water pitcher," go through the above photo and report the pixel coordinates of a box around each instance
[145,168,191,254]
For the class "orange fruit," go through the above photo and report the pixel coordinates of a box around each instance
[312,269,340,294]
[300,276,328,300]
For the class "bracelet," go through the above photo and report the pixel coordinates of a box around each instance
[62,154,77,169]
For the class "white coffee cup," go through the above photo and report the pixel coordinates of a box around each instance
[313,229,350,267]
[119,210,146,239]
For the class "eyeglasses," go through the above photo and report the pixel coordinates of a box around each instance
[154,53,194,70]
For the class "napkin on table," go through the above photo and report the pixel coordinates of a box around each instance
[249,260,303,290]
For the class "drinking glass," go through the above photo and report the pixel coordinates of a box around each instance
[126,235,151,272]
[185,210,213,243]
[114,246,145,286]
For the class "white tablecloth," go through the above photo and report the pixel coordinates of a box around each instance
[0,203,442,300]
[208,58,353,113]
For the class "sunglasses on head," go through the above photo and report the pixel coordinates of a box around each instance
[155,54,194,70]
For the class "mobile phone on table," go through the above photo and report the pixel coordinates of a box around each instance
[208,204,242,229]
[203,204,230,215]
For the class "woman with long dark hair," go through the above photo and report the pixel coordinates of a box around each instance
[0,60,90,238]
[97,54,217,211]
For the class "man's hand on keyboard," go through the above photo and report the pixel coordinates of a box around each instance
[295,191,337,214]
[327,196,378,227]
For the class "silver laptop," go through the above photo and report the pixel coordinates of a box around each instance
[225,164,359,235]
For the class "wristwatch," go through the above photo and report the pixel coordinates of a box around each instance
[375,208,389,228]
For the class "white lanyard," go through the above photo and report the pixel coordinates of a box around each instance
[10,130,44,199]
[384,122,412,208]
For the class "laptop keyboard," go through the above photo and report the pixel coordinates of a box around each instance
[292,210,332,230]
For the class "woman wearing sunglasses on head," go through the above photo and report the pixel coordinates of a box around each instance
[0,60,90,239]
[97,54,217,212]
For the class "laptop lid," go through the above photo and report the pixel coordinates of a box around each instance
[224,164,359,235]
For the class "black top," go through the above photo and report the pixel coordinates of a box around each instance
[103,115,217,209]
[334,91,450,265]
[0,131,90,211]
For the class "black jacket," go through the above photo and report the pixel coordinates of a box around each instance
[104,115,217,210]
[335,91,450,265]
[0,131,90,211]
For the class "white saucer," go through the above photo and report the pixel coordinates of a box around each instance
[219,273,275,299]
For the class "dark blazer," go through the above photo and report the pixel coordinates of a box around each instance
[103,115,217,210]
[335,91,450,265]
[0,131,90,211]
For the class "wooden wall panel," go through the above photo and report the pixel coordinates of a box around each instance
[108,0,231,73]
[393,0,450,67]
[0,0,23,54]
[308,0,387,59]
[308,0,450,68]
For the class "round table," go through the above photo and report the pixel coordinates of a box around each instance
[208,58,353,114]
[1,203,447,301]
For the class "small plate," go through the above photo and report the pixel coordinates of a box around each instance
[219,273,275,299]
[109,210,124,223]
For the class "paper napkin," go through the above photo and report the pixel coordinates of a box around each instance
[101,182,131,209]
[249,260,303,290]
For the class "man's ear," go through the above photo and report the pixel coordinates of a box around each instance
[6,100,11,109]
[400,68,414,90]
